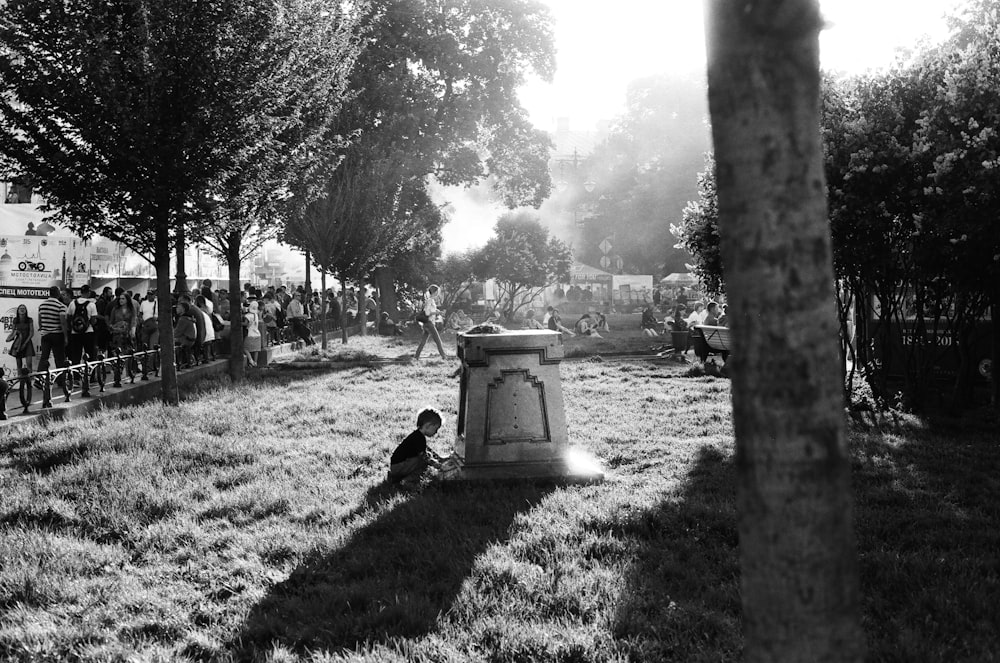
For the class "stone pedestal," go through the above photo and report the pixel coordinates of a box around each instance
[452,329,603,482]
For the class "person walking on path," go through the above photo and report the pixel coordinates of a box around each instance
[414,284,448,359]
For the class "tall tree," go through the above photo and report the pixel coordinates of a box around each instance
[0,0,358,400]
[471,211,571,321]
[283,143,443,343]
[195,0,361,379]
[288,0,556,305]
[0,0,240,402]
[705,1,863,661]
[574,72,711,275]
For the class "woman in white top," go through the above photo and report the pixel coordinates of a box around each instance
[414,284,448,359]
[685,302,706,327]
[195,295,215,361]
[243,300,262,367]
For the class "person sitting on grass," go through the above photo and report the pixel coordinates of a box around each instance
[594,311,610,332]
[389,407,444,484]
[574,313,602,337]
[641,304,660,337]
[522,309,545,330]
[378,311,405,336]
[446,307,474,331]
[546,307,575,337]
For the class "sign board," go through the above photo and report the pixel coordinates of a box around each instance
[599,255,610,269]
[599,239,612,254]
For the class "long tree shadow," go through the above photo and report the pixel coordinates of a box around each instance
[606,417,1000,662]
[850,416,1000,661]
[234,479,553,656]
[605,445,742,661]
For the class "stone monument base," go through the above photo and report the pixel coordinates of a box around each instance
[444,439,604,484]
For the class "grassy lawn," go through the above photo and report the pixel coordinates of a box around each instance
[0,335,997,661]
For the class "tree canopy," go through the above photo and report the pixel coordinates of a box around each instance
[571,72,710,275]
[676,1,1000,408]
[284,0,556,302]
[472,211,571,321]
[0,0,362,397]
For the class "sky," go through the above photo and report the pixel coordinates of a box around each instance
[439,0,962,253]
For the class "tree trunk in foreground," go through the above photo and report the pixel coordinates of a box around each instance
[320,270,328,350]
[375,267,398,320]
[340,280,349,344]
[154,225,178,405]
[991,280,999,409]
[174,225,187,294]
[227,249,245,382]
[705,1,864,661]
[357,270,367,337]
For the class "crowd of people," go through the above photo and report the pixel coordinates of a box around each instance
[639,299,727,339]
[7,280,392,375]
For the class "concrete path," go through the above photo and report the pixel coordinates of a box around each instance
[0,341,303,429]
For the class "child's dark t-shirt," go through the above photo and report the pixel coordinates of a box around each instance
[391,429,427,465]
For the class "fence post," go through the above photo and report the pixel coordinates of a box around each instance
[95,355,106,392]
[112,350,123,388]
[80,357,91,398]
[0,368,8,420]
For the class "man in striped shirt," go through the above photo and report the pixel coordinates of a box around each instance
[36,285,69,376]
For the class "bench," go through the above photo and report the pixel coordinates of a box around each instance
[691,325,731,362]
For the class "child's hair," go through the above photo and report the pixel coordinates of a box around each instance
[416,407,442,428]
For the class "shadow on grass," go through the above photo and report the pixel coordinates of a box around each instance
[607,445,742,661]
[607,423,1000,662]
[234,480,553,656]
[851,421,1000,661]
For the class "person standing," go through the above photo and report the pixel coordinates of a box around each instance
[195,295,217,360]
[66,284,99,364]
[138,290,159,350]
[6,304,36,373]
[286,291,315,345]
[243,300,262,367]
[414,284,448,359]
[108,292,137,354]
[36,286,68,378]
[261,292,280,346]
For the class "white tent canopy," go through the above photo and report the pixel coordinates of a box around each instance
[660,272,698,286]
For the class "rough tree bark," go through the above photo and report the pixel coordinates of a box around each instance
[174,225,187,294]
[374,267,398,320]
[704,1,864,661]
[320,270,328,350]
[226,241,246,382]
[154,222,178,405]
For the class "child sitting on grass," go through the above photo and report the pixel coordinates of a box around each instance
[389,408,444,484]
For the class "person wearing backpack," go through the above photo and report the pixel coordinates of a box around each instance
[67,284,99,365]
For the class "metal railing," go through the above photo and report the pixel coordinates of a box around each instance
[0,347,164,420]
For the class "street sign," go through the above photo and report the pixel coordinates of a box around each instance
[615,256,624,270]
[599,239,612,254]
[600,255,611,269]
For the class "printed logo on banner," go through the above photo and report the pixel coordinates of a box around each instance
[1,306,15,334]
[0,235,61,288]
